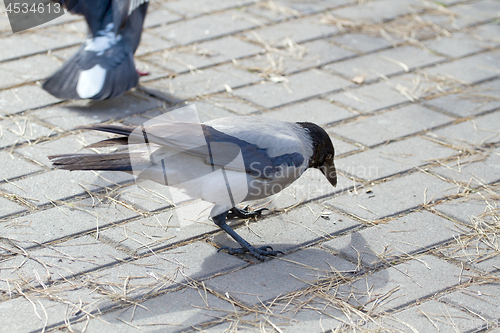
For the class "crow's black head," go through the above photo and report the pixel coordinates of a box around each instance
[297,122,337,187]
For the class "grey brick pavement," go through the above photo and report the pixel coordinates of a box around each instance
[0,0,499,332]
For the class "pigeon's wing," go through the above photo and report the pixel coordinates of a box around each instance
[64,0,112,36]
[42,43,138,100]
[112,0,148,28]
[115,0,149,52]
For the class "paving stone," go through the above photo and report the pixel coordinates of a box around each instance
[114,180,176,212]
[338,136,458,181]
[3,1,500,330]
[0,26,83,62]
[17,130,110,167]
[0,14,11,35]
[35,11,85,30]
[145,36,263,74]
[441,283,500,321]
[205,248,356,306]
[0,151,42,180]
[448,0,500,28]
[324,172,456,221]
[424,31,497,59]
[328,79,413,113]
[0,280,111,321]
[425,50,500,85]
[258,169,358,212]
[30,93,162,130]
[212,203,361,256]
[233,69,351,109]
[243,14,340,47]
[430,111,500,148]
[0,235,128,290]
[473,23,500,46]
[387,72,461,102]
[276,0,351,14]
[201,93,262,115]
[330,104,453,147]
[323,211,463,267]
[0,289,93,333]
[161,0,257,17]
[146,63,262,100]
[0,197,26,219]
[0,54,61,89]
[134,101,238,124]
[437,236,500,274]
[377,14,450,42]
[0,169,134,207]
[71,286,236,333]
[0,198,139,249]
[236,38,356,75]
[0,85,61,115]
[150,10,262,45]
[433,191,498,226]
[48,44,80,62]
[324,45,446,82]
[375,300,488,333]
[332,33,393,53]
[99,201,219,255]
[87,241,246,298]
[243,1,299,22]
[143,6,182,28]
[189,100,238,122]
[431,149,500,187]
[336,255,467,313]
[0,114,53,149]
[134,58,174,82]
[330,136,359,156]
[423,79,500,117]
[328,0,423,24]
[262,99,355,125]
[134,32,176,57]
[213,296,349,333]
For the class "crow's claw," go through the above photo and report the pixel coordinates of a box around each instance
[227,206,268,219]
[218,245,283,261]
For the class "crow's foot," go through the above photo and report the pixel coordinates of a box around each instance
[218,245,283,261]
[227,206,268,219]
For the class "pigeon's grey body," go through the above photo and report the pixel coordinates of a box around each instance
[43,0,148,100]
[49,116,337,260]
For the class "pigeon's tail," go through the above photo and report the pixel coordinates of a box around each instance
[49,152,133,172]
[42,46,138,101]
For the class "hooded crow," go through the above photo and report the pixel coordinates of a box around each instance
[43,0,149,100]
[49,115,337,260]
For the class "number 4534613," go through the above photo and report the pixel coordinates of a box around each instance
[6,2,61,13]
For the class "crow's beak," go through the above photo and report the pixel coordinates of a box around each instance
[320,158,337,187]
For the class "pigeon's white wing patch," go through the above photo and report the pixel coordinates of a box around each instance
[76,65,107,99]
[83,23,121,56]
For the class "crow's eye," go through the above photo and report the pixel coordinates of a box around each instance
[326,154,333,160]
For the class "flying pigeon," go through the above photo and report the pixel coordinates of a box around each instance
[49,115,337,260]
[43,0,149,100]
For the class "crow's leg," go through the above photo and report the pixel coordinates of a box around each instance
[213,211,283,261]
[227,205,268,219]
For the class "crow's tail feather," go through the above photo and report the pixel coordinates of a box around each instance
[49,153,133,171]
